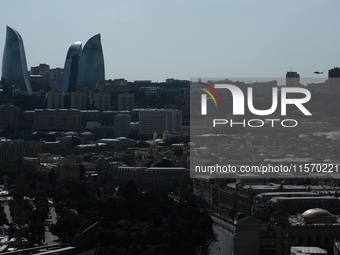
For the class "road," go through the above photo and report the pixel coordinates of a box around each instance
[3,202,59,245]
[49,207,58,224]
[3,204,12,223]
[44,207,59,245]
[206,216,234,255]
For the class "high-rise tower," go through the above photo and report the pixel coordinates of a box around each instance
[2,26,33,95]
[328,67,340,93]
[61,41,82,93]
[286,71,300,87]
[76,34,105,91]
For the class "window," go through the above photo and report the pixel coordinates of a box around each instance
[307,237,311,245]
[283,225,290,230]
[325,237,329,244]
[283,233,289,237]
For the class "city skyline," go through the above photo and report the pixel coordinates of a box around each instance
[0,0,339,82]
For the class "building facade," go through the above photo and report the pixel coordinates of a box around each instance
[143,167,188,192]
[113,166,146,188]
[60,161,80,181]
[234,208,340,255]
[33,109,81,131]
[86,121,101,131]
[328,67,340,93]
[174,95,189,117]
[138,109,182,135]
[268,196,340,215]
[76,34,105,90]
[193,180,311,219]
[71,91,87,110]
[234,210,291,255]
[113,114,131,137]
[0,104,21,128]
[30,63,50,89]
[49,68,64,90]
[0,140,43,168]
[61,41,82,93]
[94,92,110,111]
[2,26,33,95]
[80,110,101,122]
[286,71,300,87]
[118,93,134,111]
[47,90,64,109]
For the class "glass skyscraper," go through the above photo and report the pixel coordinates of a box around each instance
[76,34,105,91]
[61,41,82,93]
[2,26,33,95]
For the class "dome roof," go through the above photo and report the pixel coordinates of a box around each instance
[302,208,333,217]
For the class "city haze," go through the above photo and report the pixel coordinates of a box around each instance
[0,0,339,81]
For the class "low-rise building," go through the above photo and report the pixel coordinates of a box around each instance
[113,166,145,188]
[71,91,87,110]
[0,140,43,168]
[268,196,340,215]
[33,109,81,131]
[138,109,182,135]
[94,92,110,111]
[56,136,73,147]
[60,161,80,181]
[47,90,64,109]
[0,104,21,128]
[80,110,101,122]
[234,207,340,255]
[86,122,101,131]
[118,93,134,111]
[143,167,188,192]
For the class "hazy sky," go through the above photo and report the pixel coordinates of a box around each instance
[0,0,339,82]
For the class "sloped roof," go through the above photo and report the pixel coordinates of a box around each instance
[237,215,267,225]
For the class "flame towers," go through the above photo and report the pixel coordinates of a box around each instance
[61,41,82,93]
[2,27,104,94]
[2,26,33,95]
[76,34,105,91]
[61,34,105,93]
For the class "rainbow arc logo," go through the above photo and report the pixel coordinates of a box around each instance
[200,83,222,115]
[199,83,222,106]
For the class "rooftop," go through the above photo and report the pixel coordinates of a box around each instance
[302,208,333,217]
[291,246,327,255]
